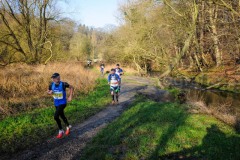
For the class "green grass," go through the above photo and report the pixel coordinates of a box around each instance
[0,78,111,154]
[165,86,181,100]
[80,97,240,160]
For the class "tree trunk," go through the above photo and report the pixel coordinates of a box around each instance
[198,0,204,54]
[194,52,203,71]
[198,0,209,67]
[209,1,221,67]
[189,55,194,68]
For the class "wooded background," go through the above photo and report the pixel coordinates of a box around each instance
[1,0,240,74]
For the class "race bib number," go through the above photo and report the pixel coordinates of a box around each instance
[53,91,63,99]
[111,81,118,85]
[110,80,118,87]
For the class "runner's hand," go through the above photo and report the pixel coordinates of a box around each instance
[47,90,53,95]
[67,96,72,102]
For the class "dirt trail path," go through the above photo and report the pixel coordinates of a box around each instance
[6,76,171,160]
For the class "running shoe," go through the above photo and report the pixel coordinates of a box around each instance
[56,130,64,139]
[65,125,72,136]
[112,101,115,105]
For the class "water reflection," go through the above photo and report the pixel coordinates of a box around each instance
[158,76,240,114]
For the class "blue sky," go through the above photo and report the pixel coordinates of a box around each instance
[58,0,122,28]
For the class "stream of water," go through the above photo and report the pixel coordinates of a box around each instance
[150,72,240,115]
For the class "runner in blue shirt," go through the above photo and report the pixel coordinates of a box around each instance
[47,73,74,139]
[115,64,124,91]
[100,61,105,76]
[108,69,121,105]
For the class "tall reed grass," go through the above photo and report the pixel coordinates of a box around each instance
[0,62,97,118]
[186,92,238,128]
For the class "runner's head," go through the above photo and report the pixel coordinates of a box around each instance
[51,73,60,84]
[116,64,120,69]
[111,68,116,74]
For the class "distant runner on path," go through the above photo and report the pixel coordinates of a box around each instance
[87,60,92,67]
[108,69,121,105]
[100,61,105,76]
[115,64,124,91]
[47,73,74,139]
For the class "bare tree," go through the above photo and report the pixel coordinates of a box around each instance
[0,0,58,64]
[208,1,221,66]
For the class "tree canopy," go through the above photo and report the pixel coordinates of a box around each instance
[1,0,240,73]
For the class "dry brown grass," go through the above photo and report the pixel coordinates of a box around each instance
[186,92,238,128]
[0,62,97,117]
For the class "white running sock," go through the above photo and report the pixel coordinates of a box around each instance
[59,130,64,134]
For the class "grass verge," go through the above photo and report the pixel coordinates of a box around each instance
[165,86,181,100]
[0,78,111,154]
[81,97,240,160]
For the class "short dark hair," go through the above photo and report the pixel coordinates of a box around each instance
[116,64,120,66]
[111,68,116,72]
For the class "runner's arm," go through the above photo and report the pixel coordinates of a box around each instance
[117,75,121,84]
[47,84,53,95]
[68,85,74,102]
[65,82,74,102]
[107,74,111,84]
[120,69,124,75]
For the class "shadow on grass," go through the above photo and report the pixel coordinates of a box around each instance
[80,98,189,160]
[80,97,240,160]
[158,124,240,160]
[148,106,188,159]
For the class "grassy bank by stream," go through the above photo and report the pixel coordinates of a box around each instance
[0,79,111,154]
[81,97,240,160]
